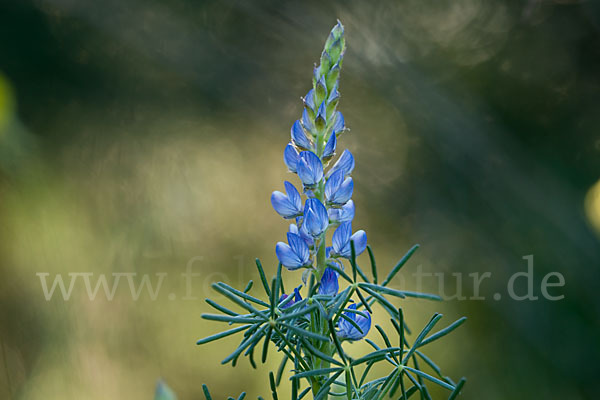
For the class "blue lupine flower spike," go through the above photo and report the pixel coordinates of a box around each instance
[337,303,371,341]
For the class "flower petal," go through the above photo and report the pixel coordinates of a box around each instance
[284,181,302,212]
[323,132,337,160]
[349,230,367,257]
[271,191,299,218]
[297,151,324,186]
[332,111,345,135]
[276,242,303,270]
[291,120,312,150]
[332,221,352,255]
[303,89,316,111]
[284,143,300,173]
[319,267,339,296]
[324,169,344,201]
[326,149,354,178]
[329,177,353,205]
[287,232,310,266]
[304,199,328,237]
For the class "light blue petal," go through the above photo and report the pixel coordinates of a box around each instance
[291,120,312,150]
[276,242,303,270]
[283,143,300,173]
[271,191,299,218]
[284,181,302,212]
[349,230,367,257]
[326,149,354,178]
[332,111,345,135]
[323,132,337,160]
[337,200,355,222]
[287,232,310,266]
[298,151,323,186]
[332,221,352,255]
[330,177,353,205]
[324,169,344,202]
[319,267,339,296]
[304,89,316,111]
[313,198,329,233]
[304,199,328,237]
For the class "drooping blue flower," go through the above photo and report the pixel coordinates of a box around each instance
[276,232,311,270]
[331,221,367,258]
[303,198,329,237]
[324,169,353,206]
[279,286,302,309]
[318,267,339,296]
[332,111,345,135]
[283,143,300,173]
[323,132,337,161]
[326,149,354,178]
[328,200,355,224]
[297,151,324,187]
[291,120,313,151]
[271,181,303,219]
[337,303,371,341]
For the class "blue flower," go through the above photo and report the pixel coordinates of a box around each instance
[297,151,324,187]
[291,120,313,151]
[332,111,345,135]
[337,303,371,341]
[279,286,302,309]
[328,200,355,224]
[271,181,303,219]
[331,221,367,258]
[323,133,337,161]
[303,89,316,112]
[283,143,300,173]
[319,267,339,296]
[303,198,329,237]
[324,169,353,206]
[276,232,311,270]
[289,223,314,250]
[326,149,354,178]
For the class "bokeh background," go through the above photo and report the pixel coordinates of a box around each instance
[1,0,600,399]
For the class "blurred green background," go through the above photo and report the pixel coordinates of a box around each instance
[1,0,600,399]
